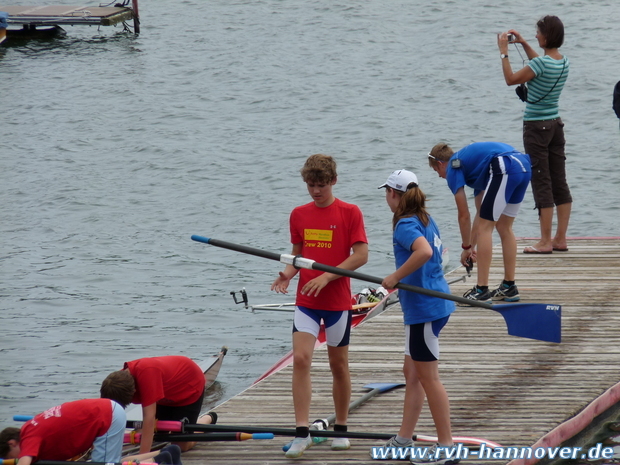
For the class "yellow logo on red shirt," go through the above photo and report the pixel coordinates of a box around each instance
[304,229,333,248]
[304,229,333,241]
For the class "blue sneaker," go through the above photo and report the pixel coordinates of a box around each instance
[491,283,520,302]
[461,286,492,305]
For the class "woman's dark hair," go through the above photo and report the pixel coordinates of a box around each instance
[538,15,564,49]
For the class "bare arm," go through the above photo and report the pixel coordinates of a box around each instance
[271,243,302,294]
[454,187,476,266]
[498,31,537,85]
[382,237,432,289]
[138,403,157,454]
[509,29,540,60]
[454,187,471,246]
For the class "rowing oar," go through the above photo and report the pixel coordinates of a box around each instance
[1,462,158,465]
[191,235,561,343]
[125,431,274,444]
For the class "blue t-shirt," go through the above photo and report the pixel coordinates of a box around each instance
[446,142,529,196]
[393,215,455,325]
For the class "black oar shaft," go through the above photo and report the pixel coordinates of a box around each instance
[176,423,395,440]
[311,259,493,309]
[192,236,282,262]
[191,235,492,310]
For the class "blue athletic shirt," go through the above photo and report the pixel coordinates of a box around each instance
[524,55,568,121]
[393,215,455,325]
[446,141,526,197]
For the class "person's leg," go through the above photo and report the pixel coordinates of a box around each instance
[323,310,352,428]
[476,161,512,288]
[398,355,424,440]
[323,310,352,451]
[197,411,217,425]
[407,318,453,447]
[523,120,555,252]
[285,307,323,458]
[547,118,572,250]
[326,344,351,426]
[475,218,495,287]
[414,360,453,446]
[532,206,554,252]
[292,330,317,427]
[495,214,517,281]
[553,202,571,249]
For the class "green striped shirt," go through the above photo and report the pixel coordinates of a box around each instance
[523,55,569,121]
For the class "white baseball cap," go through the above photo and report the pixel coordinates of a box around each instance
[378,170,419,192]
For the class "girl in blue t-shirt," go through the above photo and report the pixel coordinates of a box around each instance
[376,169,458,464]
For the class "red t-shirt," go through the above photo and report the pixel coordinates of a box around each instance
[290,198,367,310]
[18,399,112,461]
[125,356,205,407]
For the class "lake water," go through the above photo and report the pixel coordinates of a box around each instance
[1,0,619,424]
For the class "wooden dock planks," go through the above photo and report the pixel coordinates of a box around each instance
[180,238,620,464]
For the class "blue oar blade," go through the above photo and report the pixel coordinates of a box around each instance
[492,303,561,343]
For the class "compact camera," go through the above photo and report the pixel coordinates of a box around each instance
[507,33,516,42]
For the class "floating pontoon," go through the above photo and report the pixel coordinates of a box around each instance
[0,0,139,42]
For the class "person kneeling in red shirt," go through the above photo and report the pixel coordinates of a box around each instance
[101,355,216,455]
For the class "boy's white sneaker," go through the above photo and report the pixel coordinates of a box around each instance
[331,437,351,450]
[284,435,313,458]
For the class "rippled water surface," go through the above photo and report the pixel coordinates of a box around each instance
[1,0,619,423]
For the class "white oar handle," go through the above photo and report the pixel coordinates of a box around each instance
[280,254,315,270]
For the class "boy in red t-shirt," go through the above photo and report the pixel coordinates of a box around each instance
[0,395,179,464]
[271,154,369,458]
[101,355,215,455]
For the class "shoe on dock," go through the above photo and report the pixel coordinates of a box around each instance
[331,437,350,450]
[461,286,492,304]
[284,435,312,458]
[490,283,520,302]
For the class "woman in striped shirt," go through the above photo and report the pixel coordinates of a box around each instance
[498,15,572,254]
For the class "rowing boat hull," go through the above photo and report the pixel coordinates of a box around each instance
[254,291,398,384]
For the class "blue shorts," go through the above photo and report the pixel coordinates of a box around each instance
[293,306,352,347]
[405,316,449,362]
[479,155,531,222]
[91,400,125,462]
